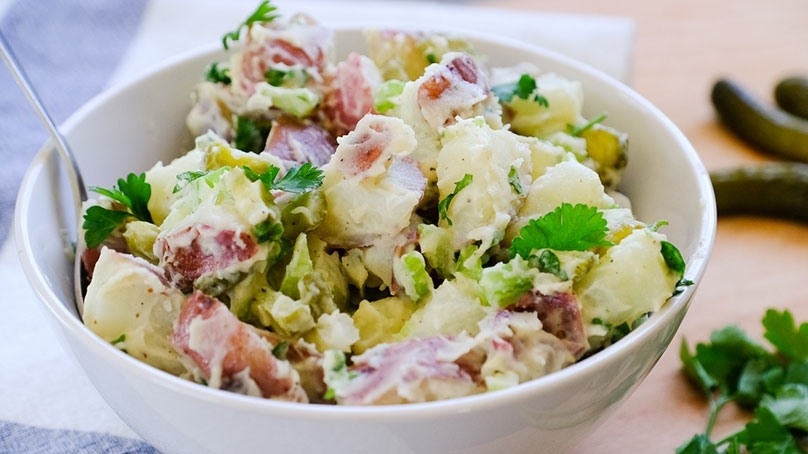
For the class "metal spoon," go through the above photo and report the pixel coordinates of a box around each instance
[0,31,89,316]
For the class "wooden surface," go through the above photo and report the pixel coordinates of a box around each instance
[478,0,808,451]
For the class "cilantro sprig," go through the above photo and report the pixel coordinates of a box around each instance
[509,203,611,259]
[222,0,280,50]
[492,74,549,107]
[83,173,153,248]
[243,162,324,194]
[678,309,808,453]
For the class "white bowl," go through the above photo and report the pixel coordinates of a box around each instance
[15,25,715,454]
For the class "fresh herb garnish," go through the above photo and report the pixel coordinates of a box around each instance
[437,173,473,226]
[593,315,647,346]
[265,68,290,86]
[271,341,289,359]
[82,207,131,249]
[492,73,549,107]
[173,170,211,193]
[243,162,324,194]
[678,309,808,453]
[204,62,232,85]
[233,116,267,153]
[90,173,152,223]
[83,173,153,248]
[110,333,128,353]
[222,0,280,50]
[567,112,608,137]
[533,249,568,280]
[252,218,284,244]
[649,219,669,232]
[265,67,308,87]
[661,240,694,295]
[509,203,611,259]
[508,166,524,194]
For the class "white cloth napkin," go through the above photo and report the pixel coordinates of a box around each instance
[1,1,634,451]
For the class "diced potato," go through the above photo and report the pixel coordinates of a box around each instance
[576,229,681,342]
[437,117,532,254]
[363,29,476,81]
[122,220,160,263]
[503,72,585,138]
[83,248,187,375]
[506,159,616,244]
[581,123,628,188]
[398,276,488,339]
[352,296,418,354]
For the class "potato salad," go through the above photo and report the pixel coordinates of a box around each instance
[79,2,689,405]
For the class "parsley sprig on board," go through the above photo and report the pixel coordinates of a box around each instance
[678,309,808,453]
[222,0,280,50]
[82,173,152,248]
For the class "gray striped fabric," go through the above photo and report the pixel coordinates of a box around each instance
[0,1,153,452]
[0,0,147,245]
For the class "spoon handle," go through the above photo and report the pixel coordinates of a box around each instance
[0,30,88,213]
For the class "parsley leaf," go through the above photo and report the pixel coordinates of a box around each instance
[243,162,323,194]
[204,62,231,85]
[274,162,324,193]
[83,173,153,248]
[90,173,152,223]
[675,433,720,454]
[492,73,549,107]
[678,309,808,453]
[680,340,720,394]
[265,68,290,86]
[741,406,803,453]
[762,309,808,362]
[82,207,130,249]
[233,116,268,153]
[265,67,308,87]
[222,0,280,50]
[437,174,473,226]
[661,240,686,276]
[661,240,694,295]
[532,249,568,280]
[252,218,284,243]
[173,170,211,193]
[761,384,808,432]
[509,203,611,259]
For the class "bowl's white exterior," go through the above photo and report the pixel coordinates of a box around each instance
[15,26,715,454]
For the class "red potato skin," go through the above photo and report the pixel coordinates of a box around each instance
[512,290,589,359]
[155,224,259,290]
[171,290,308,402]
[322,52,379,137]
[263,116,336,167]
